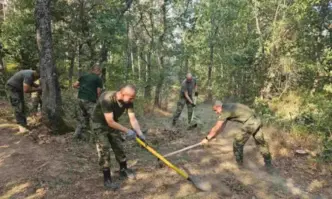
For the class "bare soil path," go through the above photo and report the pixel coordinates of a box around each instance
[0,101,331,199]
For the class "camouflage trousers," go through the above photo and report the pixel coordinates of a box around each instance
[5,85,27,126]
[231,117,272,166]
[74,99,95,141]
[172,98,194,124]
[92,124,126,169]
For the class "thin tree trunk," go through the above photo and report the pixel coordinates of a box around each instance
[100,42,108,84]
[35,0,72,134]
[137,45,141,80]
[78,43,83,77]
[154,0,167,108]
[144,53,152,98]
[68,52,75,87]
[207,39,214,101]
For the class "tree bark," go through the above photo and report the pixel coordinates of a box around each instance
[35,0,72,134]
[68,52,75,87]
[154,0,168,108]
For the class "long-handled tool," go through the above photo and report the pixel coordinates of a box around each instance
[158,142,202,168]
[136,137,211,192]
[163,142,202,158]
[187,95,198,130]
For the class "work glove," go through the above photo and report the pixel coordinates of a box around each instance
[195,91,198,97]
[200,137,209,145]
[191,103,196,107]
[126,129,136,140]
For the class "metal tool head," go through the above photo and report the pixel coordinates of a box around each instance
[188,175,212,192]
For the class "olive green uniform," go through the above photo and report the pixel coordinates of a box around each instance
[218,103,272,165]
[74,73,103,140]
[91,91,134,169]
[172,79,196,124]
[6,70,37,127]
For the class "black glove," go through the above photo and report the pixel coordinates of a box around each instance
[192,103,196,107]
[195,91,198,96]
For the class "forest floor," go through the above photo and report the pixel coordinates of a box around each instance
[0,99,332,199]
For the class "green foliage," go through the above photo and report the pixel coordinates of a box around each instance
[1,0,332,159]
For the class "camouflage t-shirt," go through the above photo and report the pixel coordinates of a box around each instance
[217,103,255,124]
[92,91,134,126]
[6,70,36,91]
[180,78,196,99]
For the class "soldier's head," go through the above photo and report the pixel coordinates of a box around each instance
[186,73,193,82]
[117,84,137,104]
[92,64,102,75]
[213,100,223,114]
[33,70,40,80]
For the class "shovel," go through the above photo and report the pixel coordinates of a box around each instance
[187,95,198,130]
[136,137,211,192]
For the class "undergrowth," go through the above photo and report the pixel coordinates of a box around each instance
[254,92,332,163]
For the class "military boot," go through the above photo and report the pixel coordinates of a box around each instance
[103,168,120,190]
[119,161,136,180]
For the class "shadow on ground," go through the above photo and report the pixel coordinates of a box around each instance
[0,102,331,199]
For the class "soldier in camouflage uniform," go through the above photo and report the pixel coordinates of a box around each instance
[201,101,273,170]
[172,73,198,126]
[6,69,41,133]
[91,84,146,190]
[73,65,103,141]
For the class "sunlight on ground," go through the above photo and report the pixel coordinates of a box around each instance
[307,179,326,193]
[25,188,46,199]
[0,182,30,199]
[0,123,17,129]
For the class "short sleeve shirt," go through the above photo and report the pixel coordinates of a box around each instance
[217,103,255,124]
[180,78,196,99]
[6,70,35,91]
[77,73,103,102]
[92,91,134,126]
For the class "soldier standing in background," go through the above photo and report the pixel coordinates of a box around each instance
[73,64,103,142]
[172,73,198,126]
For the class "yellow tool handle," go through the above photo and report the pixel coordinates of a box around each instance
[136,137,189,179]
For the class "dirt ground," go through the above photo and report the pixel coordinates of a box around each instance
[0,100,332,199]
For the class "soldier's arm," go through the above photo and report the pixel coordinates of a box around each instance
[73,81,80,89]
[128,112,144,137]
[184,91,194,104]
[97,78,103,97]
[23,83,41,93]
[97,88,102,97]
[206,120,224,140]
[104,112,129,133]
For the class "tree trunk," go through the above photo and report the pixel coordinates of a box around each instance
[35,0,72,134]
[207,40,214,101]
[154,0,167,108]
[137,44,141,80]
[78,43,83,77]
[100,42,108,85]
[144,53,152,98]
[68,52,75,87]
